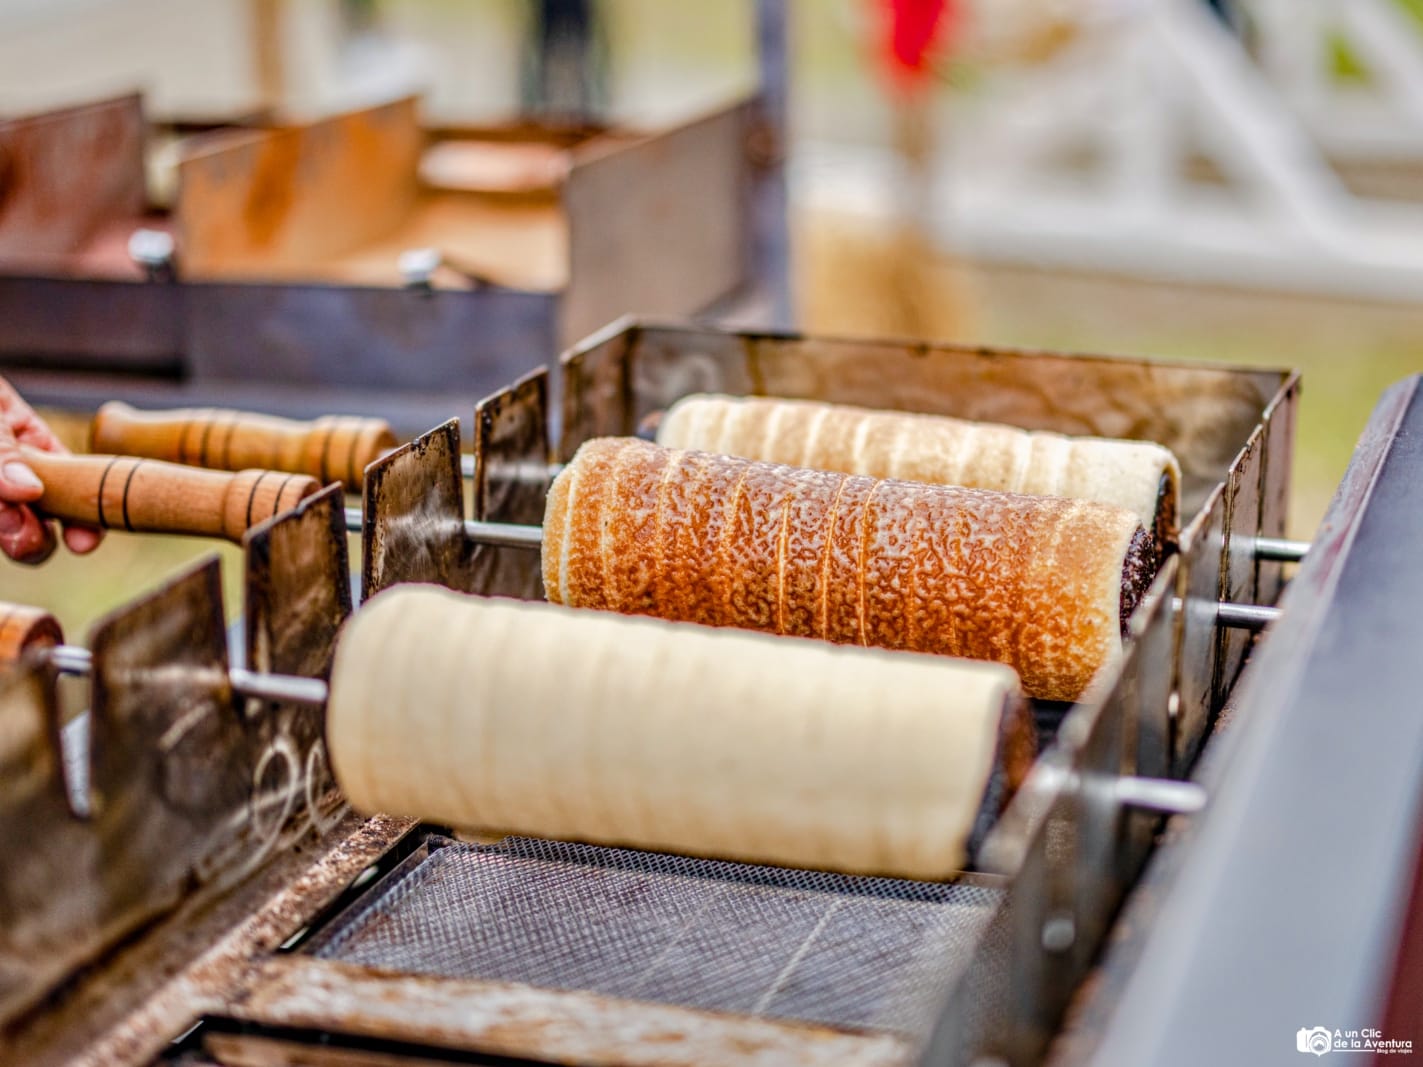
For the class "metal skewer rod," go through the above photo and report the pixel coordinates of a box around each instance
[43,642,1205,817]
[343,508,543,549]
[46,645,330,707]
[1172,597,1283,632]
[341,506,1298,622]
[1114,776,1208,815]
[1253,536,1311,563]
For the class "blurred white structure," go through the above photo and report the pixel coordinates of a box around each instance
[800,0,1423,302]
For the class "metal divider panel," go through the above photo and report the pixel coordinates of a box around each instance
[88,558,248,907]
[1218,428,1265,707]
[558,317,638,458]
[472,369,551,600]
[362,419,472,598]
[1173,487,1226,776]
[562,101,755,346]
[0,664,73,1024]
[177,98,421,279]
[0,94,146,261]
[1257,373,1301,607]
[243,483,353,844]
[561,323,1287,514]
[3,555,269,1029]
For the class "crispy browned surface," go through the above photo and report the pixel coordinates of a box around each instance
[546,439,1146,701]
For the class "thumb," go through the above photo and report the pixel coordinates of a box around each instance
[0,420,44,504]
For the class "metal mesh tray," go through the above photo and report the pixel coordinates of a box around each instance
[305,835,1003,1040]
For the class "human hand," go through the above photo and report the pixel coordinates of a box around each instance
[0,379,103,563]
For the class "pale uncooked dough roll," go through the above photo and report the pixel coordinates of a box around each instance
[544,438,1154,702]
[656,394,1181,546]
[327,585,1032,879]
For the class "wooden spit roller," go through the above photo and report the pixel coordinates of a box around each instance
[656,394,1183,548]
[90,403,396,493]
[19,447,320,543]
[328,585,1036,879]
[544,439,1157,703]
[0,603,62,665]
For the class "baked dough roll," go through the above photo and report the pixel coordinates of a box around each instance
[656,394,1181,549]
[544,438,1155,702]
[327,585,1033,879]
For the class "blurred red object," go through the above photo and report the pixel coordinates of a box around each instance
[879,0,957,95]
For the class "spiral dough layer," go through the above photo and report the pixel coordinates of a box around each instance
[544,438,1153,702]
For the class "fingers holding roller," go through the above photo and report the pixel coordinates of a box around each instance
[0,377,102,562]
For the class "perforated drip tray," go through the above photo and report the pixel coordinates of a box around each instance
[304,835,1004,1039]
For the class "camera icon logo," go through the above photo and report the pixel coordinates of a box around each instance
[1297,1027,1334,1057]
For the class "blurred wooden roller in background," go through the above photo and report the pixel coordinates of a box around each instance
[91,402,396,493]
[656,394,1181,547]
[0,603,62,665]
[327,585,1033,879]
[544,438,1155,702]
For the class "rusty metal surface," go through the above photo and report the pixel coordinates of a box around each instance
[88,557,250,917]
[557,323,1283,517]
[0,662,70,1023]
[5,812,414,1067]
[0,95,146,267]
[0,560,241,1034]
[1216,428,1265,707]
[178,99,422,279]
[243,484,352,845]
[1171,488,1226,777]
[362,420,472,599]
[0,96,779,391]
[471,368,551,599]
[1256,373,1301,606]
[563,102,753,345]
[226,955,911,1067]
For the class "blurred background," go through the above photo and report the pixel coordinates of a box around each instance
[2,0,1421,637]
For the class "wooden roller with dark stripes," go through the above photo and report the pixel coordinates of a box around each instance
[90,402,395,492]
[19,447,320,544]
